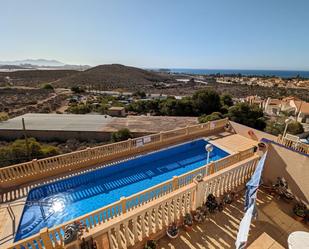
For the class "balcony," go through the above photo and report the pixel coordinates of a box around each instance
[0,119,308,249]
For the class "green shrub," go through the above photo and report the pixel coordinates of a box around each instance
[192,89,222,115]
[220,94,233,107]
[198,112,223,123]
[42,83,54,90]
[0,138,60,167]
[265,120,304,136]
[111,128,133,142]
[227,103,266,130]
[287,121,304,135]
[71,86,84,93]
[0,112,9,122]
[41,145,60,157]
[66,103,91,114]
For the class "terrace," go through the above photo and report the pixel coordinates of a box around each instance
[0,118,308,249]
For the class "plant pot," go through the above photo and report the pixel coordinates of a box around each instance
[195,174,203,182]
[144,240,157,249]
[184,224,193,232]
[293,213,305,222]
[183,213,193,231]
[258,142,266,151]
[166,230,179,239]
[194,213,204,223]
[166,224,179,239]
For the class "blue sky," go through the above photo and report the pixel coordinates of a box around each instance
[1,0,309,70]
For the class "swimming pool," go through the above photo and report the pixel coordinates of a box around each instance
[15,139,229,241]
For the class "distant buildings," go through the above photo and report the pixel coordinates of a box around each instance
[216,76,309,88]
[245,95,309,124]
[107,106,126,117]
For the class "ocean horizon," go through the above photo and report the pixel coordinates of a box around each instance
[165,69,309,78]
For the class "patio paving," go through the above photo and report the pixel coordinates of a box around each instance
[157,189,309,249]
[210,134,258,154]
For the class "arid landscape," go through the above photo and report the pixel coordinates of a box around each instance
[0,64,308,101]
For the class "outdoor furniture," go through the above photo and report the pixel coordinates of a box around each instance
[288,231,309,249]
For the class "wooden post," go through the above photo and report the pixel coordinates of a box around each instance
[40,228,53,249]
[22,118,31,161]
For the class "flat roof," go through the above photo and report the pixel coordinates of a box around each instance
[108,106,125,111]
[0,113,114,132]
[0,113,198,133]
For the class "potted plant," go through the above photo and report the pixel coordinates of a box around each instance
[206,194,219,213]
[195,173,203,182]
[293,202,307,222]
[258,142,267,151]
[223,192,235,205]
[272,177,294,202]
[193,209,205,223]
[144,240,157,249]
[166,223,179,239]
[183,213,193,231]
[200,204,208,217]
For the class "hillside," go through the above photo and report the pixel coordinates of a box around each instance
[0,69,79,87]
[0,65,28,70]
[54,64,174,90]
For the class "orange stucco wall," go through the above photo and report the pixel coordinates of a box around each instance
[263,143,309,204]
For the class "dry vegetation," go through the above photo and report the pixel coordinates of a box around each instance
[0,65,308,101]
[53,64,173,90]
[148,83,309,101]
[0,88,68,117]
[0,69,78,87]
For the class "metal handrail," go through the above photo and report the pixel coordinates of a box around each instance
[0,200,52,209]
[7,204,15,236]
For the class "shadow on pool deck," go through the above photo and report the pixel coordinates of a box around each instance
[157,189,309,249]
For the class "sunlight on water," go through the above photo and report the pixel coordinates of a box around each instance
[50,197,66,213]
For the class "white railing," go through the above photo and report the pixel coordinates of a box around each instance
[277,134,309,155]
[91,155,259,249]
[0,119,229,189]
[7,153,259,249]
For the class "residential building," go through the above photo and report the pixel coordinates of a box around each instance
[264,97,281,116]
[107,106,126,117]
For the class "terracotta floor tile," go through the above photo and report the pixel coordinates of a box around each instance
[157,190,309,249]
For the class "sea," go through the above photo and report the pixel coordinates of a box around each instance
[167,69,309,78]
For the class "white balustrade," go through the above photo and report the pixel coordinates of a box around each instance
[0,119,229,189]
[7,154,258,249]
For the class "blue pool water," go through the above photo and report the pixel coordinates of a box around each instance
[15,139,229,241]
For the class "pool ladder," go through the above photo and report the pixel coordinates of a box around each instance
[0,200,52,237]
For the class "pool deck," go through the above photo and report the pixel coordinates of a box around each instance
[157,189,309,249]
[0,132,257,247]
[210,133,258,154]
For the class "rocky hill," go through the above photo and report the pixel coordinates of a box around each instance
[0,64,173,90]
[0,69,79,87]
[54,64,173,90]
